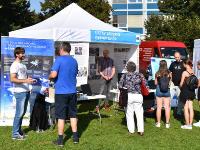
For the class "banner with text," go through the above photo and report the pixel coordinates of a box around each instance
[91,30,140,45]
[0,37,54,125]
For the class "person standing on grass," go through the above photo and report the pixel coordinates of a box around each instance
[169,51,185,118]
[98,49,115,111]
[179,59,195,129]
[119,61,146,136]
[155,60,172,128]
[193,60,200,127]
[49,42,79,147]
[10,47,35,140]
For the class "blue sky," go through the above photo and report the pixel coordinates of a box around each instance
[30,0,44,12]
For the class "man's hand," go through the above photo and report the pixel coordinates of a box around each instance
[26,77,35,84]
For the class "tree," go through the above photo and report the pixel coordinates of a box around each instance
[40,0,111,23]
[158,0,200,17]
[145,0,200,54]
[0,0,37,35]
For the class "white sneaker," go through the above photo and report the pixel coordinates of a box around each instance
[181,125,192,130]
[193,121,200,127]
[155,122,161,128]
[166,123,170,128]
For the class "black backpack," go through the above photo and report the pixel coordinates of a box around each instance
[186,72,198,91]
[159,76,170,93]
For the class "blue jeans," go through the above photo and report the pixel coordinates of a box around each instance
[12,92,30,137]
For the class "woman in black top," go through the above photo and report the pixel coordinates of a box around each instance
[179,59,195,129]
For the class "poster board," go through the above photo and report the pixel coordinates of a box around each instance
[70,43,89,86]
[0,37,54,125]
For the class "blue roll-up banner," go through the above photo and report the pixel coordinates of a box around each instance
[90,30,140,45]
[0,37,54,125]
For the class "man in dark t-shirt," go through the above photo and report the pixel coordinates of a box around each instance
[169,51,185,117]
[98,49,115,110]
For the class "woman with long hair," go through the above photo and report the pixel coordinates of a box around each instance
[119,61,147,136]
[180,59,196,129]
[155,60,171,128]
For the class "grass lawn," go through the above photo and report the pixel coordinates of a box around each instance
[1,100,200,150]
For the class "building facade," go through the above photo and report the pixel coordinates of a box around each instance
[111,0,160,34]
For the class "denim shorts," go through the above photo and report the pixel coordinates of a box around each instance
[155,86,170,97]
[55,93,77,119]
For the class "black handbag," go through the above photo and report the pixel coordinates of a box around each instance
[119,88,128,107]
[119,74,128,107]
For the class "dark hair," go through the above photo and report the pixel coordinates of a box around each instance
[126,61,136,72]
[183,59,193,68]
[156,60,170,77]
[55,41,71,53]
[14,47,25,58]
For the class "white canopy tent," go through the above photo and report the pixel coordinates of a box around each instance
[9,3,140,45]
[9,3,140,93]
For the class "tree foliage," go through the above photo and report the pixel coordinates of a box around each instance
[145,0,200,53]
[158,0,200,17]
[0,0,37,35]
[40,0,111,22]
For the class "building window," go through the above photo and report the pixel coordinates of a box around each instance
[113,15,127,27]
[128,0,143,2]
[147,0,158,2]
[113,0,127,4]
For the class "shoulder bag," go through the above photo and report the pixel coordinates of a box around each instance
[119,74,128,107]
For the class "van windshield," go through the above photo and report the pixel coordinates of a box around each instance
[160,47,187,59]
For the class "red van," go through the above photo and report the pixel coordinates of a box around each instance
[139,40,188,75]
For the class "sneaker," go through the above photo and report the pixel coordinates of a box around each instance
[165,123,170,128]
[193,121,200,127]
[12,135,26,140]
[181,125,192,130]
[52,140,64,147]
[36,129,44,133]
[155,122,161,128]
[20,131,28,137]
[73,137,79,144]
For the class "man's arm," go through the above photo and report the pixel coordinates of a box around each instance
[109,66,115,79]
[10,73,34,84]
[49,71,57,79]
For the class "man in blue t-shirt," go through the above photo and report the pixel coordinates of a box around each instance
[49,42,78,147]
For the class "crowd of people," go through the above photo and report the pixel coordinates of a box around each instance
[9,43,200,147]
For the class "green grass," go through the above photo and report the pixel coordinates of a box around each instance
[1,100,200,150]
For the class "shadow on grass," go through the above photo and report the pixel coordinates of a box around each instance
[194,109,200,122]
[63,100,110,143]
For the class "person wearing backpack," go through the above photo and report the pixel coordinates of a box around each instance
[180,59,197,129]
[155,60,172,128]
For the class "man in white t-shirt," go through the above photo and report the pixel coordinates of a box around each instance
[10,47,35,140]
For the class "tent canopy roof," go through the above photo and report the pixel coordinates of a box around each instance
[9,3,140,44]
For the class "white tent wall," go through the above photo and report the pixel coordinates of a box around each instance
[88,43,139,95]
[193,39,200,78]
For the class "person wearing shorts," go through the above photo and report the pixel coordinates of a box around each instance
[155,60,172,128]
[49,42,78,147]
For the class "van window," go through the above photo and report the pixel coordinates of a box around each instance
[154,48,159,57]
[160,47,187,59]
